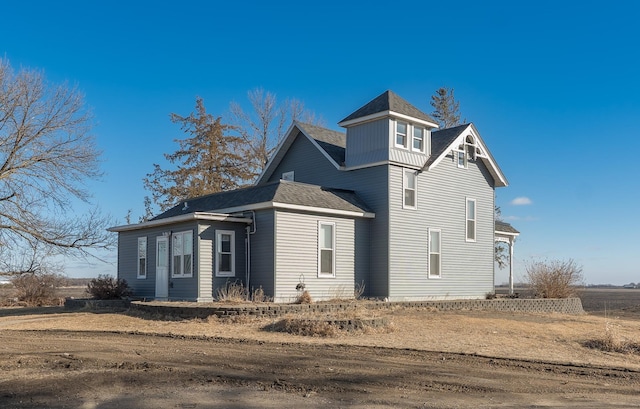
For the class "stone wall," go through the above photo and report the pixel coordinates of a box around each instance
[127,297,584,319]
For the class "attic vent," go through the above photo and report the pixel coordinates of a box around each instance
[182,201,189,211]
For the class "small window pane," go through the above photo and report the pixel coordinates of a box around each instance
[397,122,406,134]
[183,232,192,254]
[320,249,333,274]
[173,235,182,255]
[184,254,192,275]
[413,127,424,150]
[430,231,440,252]
[404,189,415,207]
[430,254,440,276]
[467,220,475,240]
[320,224,333,249]
[220,254,231,272]
[139,259,146,276]
[173,256,181,275]
[467,200,475,218]
[221,234,231,253]
[406,172,415,189]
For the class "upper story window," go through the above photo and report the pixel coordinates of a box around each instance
[172,230,193,278]
[457,150,467,168]
[466,198,476,242]
[403,169,417,209]
[216,230,235,277]
[395,121,408,148]
[137,237,147,279]
[412,126,425,152]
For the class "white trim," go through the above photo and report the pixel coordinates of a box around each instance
[455,150,467,169]
[215,230,235,277]
[212,201,375,219]
[402,169,417,210]
[338,110,439,128]
[317,221,336,278]
[137,237,147,279]
[466,198,476,242]
[428,228,442,279]
[412,125,426,153]
[395,120,409,149]
[171,230,194,278]
[424,124,508,187]
[108,212,251,232]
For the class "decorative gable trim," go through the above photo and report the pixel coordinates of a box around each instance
[422,124,508,187]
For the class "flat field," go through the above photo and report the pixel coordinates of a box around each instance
[0,288,639,408]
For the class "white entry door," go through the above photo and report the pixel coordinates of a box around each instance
[155,236,169,299]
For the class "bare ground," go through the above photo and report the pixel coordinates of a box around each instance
[1,303,640,408]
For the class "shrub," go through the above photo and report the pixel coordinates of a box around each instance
[525,258,584,299]
[295,290,312,304]
[216,280,247,302]
[87,274,132,300]
[354,281,366,299]
[12,273,64,306]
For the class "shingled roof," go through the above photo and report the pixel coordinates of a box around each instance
[495,220,520,234]
[339,90,437,125]
[422,123,470,168]
[297,122,346,165]
[152,180,373,221]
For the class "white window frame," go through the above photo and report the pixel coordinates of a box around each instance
[456,150,467,168]
[318,221,336,278]
[281,171,294,181]
[395,120,408,149]
[466,198,476,242]
[412,125,425,153]
[403,169,417,210]
[428,229,442,278]
[215,230,236,277]
[171,230,193,278]
[137,237,147,279]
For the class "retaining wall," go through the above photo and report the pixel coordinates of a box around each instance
[128,297,584,319]
[65,298,131,310]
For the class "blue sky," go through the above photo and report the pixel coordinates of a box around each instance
[1,1,638,284]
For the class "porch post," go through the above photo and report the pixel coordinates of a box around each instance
[509,238,515,295]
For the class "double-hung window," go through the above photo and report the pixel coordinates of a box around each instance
[466,198,476,242]
[137,237,147,279]
[412,126,425,152]
[429,229,441,278]
[457,150,467,168]
[396,121,408,148]
[172,231,193,277]
[403,169,417,209]
[216,230,235,277]
[318,222,335,277]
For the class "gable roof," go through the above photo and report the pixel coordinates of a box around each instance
[297,122,346,165]
[421,123,508,187]
[152,180,374,221]
[338,90,438,128]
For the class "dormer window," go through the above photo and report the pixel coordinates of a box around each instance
[395,121,408,148]
[413,126,424,152]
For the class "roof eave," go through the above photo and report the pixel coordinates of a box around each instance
[338,110,439,129]
[108,212,252,232]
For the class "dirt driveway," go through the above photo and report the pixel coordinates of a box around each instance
[1,306,640,408]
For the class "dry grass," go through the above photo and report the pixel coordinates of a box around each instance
[216,281,247,302]
[266,318,338,337]
[294,290,312,304]
[583,320,640,354]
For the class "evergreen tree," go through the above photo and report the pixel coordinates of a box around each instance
[430,87,463,128]
[143,97,251,212]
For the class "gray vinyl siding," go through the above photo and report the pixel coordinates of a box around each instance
[345,119,389,167]
[265,134,389,298]
[116,221,199,300]
[198,222,247,301]
[247,210,275,297]
[273,210,355,303]
[197,224,213,301]
[387,155,496,301]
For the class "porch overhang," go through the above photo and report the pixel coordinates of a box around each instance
[108,212,252,232]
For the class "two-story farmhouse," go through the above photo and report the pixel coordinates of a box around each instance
[110,90,517,302]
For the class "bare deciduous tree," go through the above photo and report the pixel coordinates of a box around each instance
[0,59,113,275]
[229,88,322,179]
[526,258,584,298]
[144,97,251,212]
